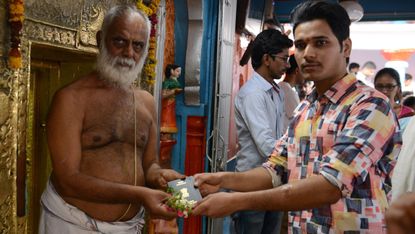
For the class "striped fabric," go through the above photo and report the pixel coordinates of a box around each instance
[264,74,401,233]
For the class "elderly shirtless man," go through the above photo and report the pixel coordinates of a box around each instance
[39,5,183,233]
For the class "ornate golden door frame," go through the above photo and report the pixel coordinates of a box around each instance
[27,46,96,233]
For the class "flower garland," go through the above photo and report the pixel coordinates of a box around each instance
[165,187,197,218]
[137,0,160,86]
[8,0,24,69]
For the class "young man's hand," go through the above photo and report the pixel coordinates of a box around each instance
[194,172,223,196]
[192,192,240,218]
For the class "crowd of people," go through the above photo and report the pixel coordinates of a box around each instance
[38,1,415,233]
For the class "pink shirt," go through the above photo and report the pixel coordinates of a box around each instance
[264,74,401,233]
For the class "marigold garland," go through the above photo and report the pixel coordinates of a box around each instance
[8,0,24,69]
[137,0,161,86]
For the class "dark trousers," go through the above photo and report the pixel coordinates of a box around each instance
[230,210,283,234]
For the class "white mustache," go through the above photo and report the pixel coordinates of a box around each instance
[96,45,143,89]
[113,57,136,67]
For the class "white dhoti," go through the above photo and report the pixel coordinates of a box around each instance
[39,180,145,234]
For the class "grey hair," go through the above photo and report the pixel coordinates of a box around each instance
[100,4,151,55]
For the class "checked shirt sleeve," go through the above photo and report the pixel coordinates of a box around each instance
[319,96,399,197]
[263,132,289,183]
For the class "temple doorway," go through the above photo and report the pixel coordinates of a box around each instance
[27,45,95,233]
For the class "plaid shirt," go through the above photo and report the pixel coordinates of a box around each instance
[264,74,401,233]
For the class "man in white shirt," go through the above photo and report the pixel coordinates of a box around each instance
[233,29,292,234]
[388,116,415,233]
[392,116,415,201]
[403,73,414,94]
[356,61,376,87]
[278,54,303,131]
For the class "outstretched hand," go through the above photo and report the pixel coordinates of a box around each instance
[192,192,239,218]
[194,172,223,196]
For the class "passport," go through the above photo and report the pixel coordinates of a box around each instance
[167,176,202,203]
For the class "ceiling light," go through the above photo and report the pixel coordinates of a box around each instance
[339,0,364,22]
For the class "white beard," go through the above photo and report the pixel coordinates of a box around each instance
[96,45,145,89]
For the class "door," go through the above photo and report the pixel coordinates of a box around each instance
[28,45,95,233]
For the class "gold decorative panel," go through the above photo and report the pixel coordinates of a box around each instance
[25,20,77,47]
[0,60,21,233]
[79,1,109,48]
[26,0,83,28]
[25,0,132,52]
[0,1,7,57]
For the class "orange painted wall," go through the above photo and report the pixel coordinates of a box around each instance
[228,33,254,160]
[163,0,176,68]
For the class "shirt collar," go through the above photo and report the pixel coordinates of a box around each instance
[253,71,274,92]
[307,74,357,104]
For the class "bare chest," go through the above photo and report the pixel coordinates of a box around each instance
[80,94,152,150]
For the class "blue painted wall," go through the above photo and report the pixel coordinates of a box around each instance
[172,0,218,174]
[172,0,219,233]
[172,0,188,175]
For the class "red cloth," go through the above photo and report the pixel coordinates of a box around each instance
[399,105,415,118]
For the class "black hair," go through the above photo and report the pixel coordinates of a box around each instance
[164,64,180,78]
[403,91,414,98]
[264,18,278,27]
[403,96,415,108]
[374,67,401,89]
[290,0,350,48]
[348,62,360,72]
[285,54,298,75]
[251,29,293,70]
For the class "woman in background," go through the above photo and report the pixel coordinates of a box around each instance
[374,67,414,132]
[160,64,182,135]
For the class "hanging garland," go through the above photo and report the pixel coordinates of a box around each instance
[137,0,161,86]
[8,0,24,69]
